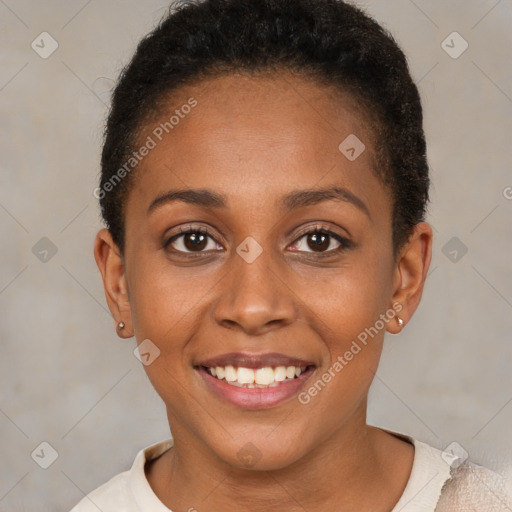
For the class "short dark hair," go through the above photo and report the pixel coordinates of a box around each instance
[99,0,429,254]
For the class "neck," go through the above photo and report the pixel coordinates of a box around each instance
[145,412,414,511]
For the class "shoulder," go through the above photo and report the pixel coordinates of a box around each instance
[436,460,512,511]
[69,470,132,511]
[68,439,174,512]
[384,429,512,512]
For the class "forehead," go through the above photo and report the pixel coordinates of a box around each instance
[128,72,390,218]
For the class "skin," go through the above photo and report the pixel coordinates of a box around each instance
[95,72,433,511]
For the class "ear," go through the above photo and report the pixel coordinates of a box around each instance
[387,222,433,334]
[94,228,134,338]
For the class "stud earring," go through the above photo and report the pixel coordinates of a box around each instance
[397,317,404,328]
[117,321,125,330]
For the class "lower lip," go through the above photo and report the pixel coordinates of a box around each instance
[197,367,315,409]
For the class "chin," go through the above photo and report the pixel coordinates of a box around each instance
[211,431,312,472]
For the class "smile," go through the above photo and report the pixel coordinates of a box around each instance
[195,353,316,409]
[204,365,308,388]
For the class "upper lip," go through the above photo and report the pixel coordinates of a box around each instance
[197,352,315,369]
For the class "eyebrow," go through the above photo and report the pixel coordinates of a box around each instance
[148,188,228,214]
[147,186,370,219]
[281,186,370,218]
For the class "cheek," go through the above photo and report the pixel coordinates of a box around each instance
[125,230,395,412]
[126,252,211,400]
[303,280,387,383]
[126,259,205,406]
[294,273,390,424]
[128,237,395,355]
[303,251,394,343]
[296,247,394,393]
[128,250,205,338]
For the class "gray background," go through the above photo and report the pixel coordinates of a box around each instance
[1,0,511,510]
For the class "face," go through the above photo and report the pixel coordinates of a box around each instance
[96,72,431,471]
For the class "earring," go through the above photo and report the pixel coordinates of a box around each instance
[117,321,125,330]
[397,317,404,328]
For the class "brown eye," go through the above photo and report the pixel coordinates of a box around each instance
[165,228,222,253]
[290,228,348,254]
[306,232,331,252]
[183,232,208,251]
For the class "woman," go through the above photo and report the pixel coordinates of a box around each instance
[72,0,511,509]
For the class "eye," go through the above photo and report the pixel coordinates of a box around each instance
[289,227,349,254]
[164,225,351,256]
[164,226,223,253]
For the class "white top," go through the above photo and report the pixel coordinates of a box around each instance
[69,432,511,511]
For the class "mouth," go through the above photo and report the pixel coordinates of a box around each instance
[195,353,316,409]
[201,364,310,388]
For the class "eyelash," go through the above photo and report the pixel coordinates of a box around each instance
[163,224,352,258]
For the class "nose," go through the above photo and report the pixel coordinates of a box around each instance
[212,245,297,336]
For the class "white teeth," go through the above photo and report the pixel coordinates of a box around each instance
[224,365,237,382]
[274,366,287,381]
[255,367,274,385]
[237,367,255,384]
[286,366,296,379]
[206,364,308,387]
